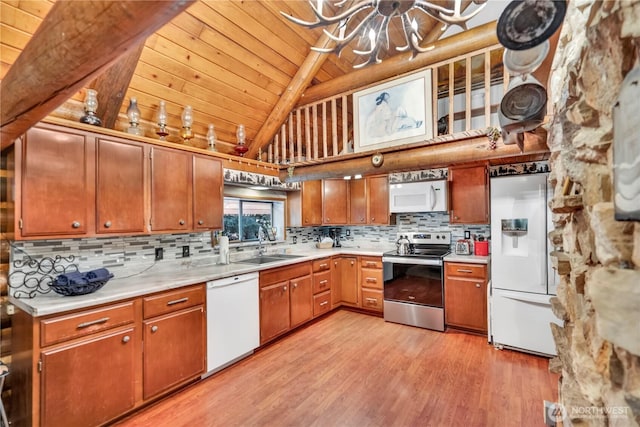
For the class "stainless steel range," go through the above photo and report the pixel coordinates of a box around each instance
[382,232,451,331]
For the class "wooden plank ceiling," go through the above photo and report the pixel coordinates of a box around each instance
[0,0,497,156]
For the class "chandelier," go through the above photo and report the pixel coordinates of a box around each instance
[282,0,487,68]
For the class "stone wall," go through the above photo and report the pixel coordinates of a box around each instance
[547,1,640,425]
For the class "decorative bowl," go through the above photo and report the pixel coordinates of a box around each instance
[316,241,334,249]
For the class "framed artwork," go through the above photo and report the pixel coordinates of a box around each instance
[353,69,433,153]
[613,66,640,221]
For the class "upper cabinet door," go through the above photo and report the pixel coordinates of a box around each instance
[193,155,222,230]
[96,138,147,234]
[349,179,367,224]
[20,126,94,237]
[322,179,348,224]
[150,147,192,232]
[301,180,322,226]
[367,175,389,225]
[449,164,489,224]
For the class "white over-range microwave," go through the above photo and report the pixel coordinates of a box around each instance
[389,180,448,213]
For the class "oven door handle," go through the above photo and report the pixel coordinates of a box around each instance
[382,257,442,266]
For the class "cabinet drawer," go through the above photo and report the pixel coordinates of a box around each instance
[313,291,331,317]
[360,256,382,269]
[260,262,312,287]
[143,284,205,319]
[360,268,383,289]
[445,262,487,279]
[312,258,331,272]
[361,289,383,312]
[313,270,331,294]
[40,301,136,347]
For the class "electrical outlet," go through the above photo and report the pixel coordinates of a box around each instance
[346,229,351,236]
[155,247,163,261]
[182,245,190,257]
[6,304,15,316]
[464,230,471,239]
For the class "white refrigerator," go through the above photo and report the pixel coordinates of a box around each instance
[489,173,560,356]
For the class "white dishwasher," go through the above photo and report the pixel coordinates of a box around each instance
[205,272,260,376]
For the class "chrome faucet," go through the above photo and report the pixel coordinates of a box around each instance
[257,226,266,257]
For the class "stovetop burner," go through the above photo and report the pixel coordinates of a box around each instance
[385,231,452,259]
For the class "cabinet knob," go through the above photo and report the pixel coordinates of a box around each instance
[198,220,204,225]
[350,260,354,265]
[151,325,159,333]
[283,286,287,291]
[122,335,130,343]
[179,219,185,225]
[371,217,375,222]
[72,221,81,229]
[476,283,481,288]
[292,283,298,289]
[454,216,459,220]
[104,221,112,228]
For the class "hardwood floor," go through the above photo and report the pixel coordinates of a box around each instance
[114,310,558,427]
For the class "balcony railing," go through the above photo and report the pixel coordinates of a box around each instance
[261,44,506,165]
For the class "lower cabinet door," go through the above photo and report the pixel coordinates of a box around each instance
[289,275,313,328]
[41,327,137,427]
[260,281,290,344]
[143,306,205,400]
[445,278,487,333]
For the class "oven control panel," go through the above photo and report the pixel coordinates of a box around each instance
[398,232,451,245]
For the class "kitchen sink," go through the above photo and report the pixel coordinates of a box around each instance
[270,254,305,259]
[234,257,284,264]
[234,254,305,264]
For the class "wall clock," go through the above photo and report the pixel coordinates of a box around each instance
[371,153,384,167]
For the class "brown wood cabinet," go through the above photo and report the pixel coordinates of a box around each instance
[338,256,359,307]
[331,257,342,309]
[312,258,332,317]
[15,122,225,239]
[359,256,383,312]
[259,262,312,345]
[349,179,367,224]
[142,285,205,400]
[260,281,290,343]
[193,155,223,230]
[287,180,322,227]
[150,146,192,232]
[323,179,349,224]
[18,125,95,238]
[12,300,142,427]
[349,175,389,225]
[41,326,138,427]
[289,275,313,328]
[96,137,147,234]
[444,262,488,333]
[302,180,322,225]
[367,175,389,225]
[449,164,489,224]
[11,284,206,427]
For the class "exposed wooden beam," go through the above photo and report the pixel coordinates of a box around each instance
[0,0,194,149]
[92,41,147,129]
[297,21,498,106]
[247,26,338,158]
[281,129,549,182]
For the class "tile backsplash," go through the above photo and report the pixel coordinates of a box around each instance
[286,211,490,247]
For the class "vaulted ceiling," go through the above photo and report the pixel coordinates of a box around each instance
[0,0,505,155]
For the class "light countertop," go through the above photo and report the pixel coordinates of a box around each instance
[10,245,392,317]
[443,254,491,264]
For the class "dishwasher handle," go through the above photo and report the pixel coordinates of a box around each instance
[207,272,259,289]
